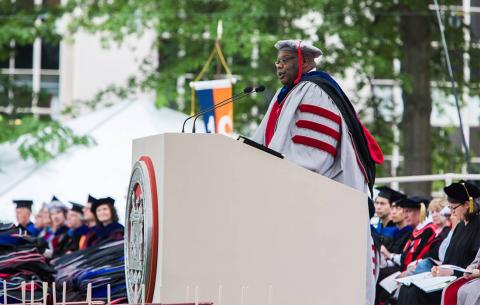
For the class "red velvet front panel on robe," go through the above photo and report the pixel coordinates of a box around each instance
[265,100,286,147]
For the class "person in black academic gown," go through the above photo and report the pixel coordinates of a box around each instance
[45,198,70,258]
[380,199,413,263]
[65,202,89,252]
[79,194,97,250]
[86,197,124,247]
[381,196,436,273]
[375,197,413,305]
[34,202,53,240]
[13,199,38,235]
[375,196,436,305]
[371,186,406,248]
[397,180,480,305]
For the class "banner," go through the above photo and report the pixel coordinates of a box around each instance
[191,79,233,135]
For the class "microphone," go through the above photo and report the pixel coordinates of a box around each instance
[192,85,264,133]
[181,86,253,133]
[255,85,265,92]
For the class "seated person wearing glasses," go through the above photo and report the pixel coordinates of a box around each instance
[396,180,480,305]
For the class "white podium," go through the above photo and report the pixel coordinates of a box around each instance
[125,133,368,305]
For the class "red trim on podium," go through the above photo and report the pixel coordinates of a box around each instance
[140,156,159,303]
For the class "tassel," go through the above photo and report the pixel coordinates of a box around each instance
[420,203,427,223]
[461,183,475,214]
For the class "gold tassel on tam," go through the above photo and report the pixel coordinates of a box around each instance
[461,183,475,214]
[420,202,427,222]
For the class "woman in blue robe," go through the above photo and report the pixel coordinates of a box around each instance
[85,197,124,247]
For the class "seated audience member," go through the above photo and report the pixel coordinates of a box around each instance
[372,186,406,246]
[380,199,413,262]
[375,197,435,304]
[413,206,458,274]
[383,196,436,273]
[65,202,89,252]
[35,202,52,239]
[79,194,97,250]
[83,195,97,229]
[46,199,70,258]
[85,197,124,247]
[375,197,413,305]
[428,198,451,261]
[13,199,37,235]
[397,180,480,305]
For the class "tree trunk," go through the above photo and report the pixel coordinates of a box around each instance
[399,2,433,195]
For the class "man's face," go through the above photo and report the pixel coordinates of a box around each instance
[83,203,95,222]
[374,196,391,219]
[390,206,405,224]
[66,211,83,229]
[275,50,298,86]
[50,209,66,227]
[404,207,420,226]
[16,208,31,226]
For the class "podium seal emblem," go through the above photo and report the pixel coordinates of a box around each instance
[125,156,159,303]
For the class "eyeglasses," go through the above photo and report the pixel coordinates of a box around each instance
[275,56,297,65]
[448,204,462,211]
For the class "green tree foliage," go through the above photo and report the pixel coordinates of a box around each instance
[63,0,321,132]
[0,0,93,164]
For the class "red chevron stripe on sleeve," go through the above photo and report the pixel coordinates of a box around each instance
[291,135,337,157]
[296,120,341,141]
[298,104,341,124]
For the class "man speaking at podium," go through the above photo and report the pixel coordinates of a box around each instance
[252,40,384,305]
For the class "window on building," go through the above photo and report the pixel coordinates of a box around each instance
[0,0,60,118]
[41,41,60,70]
[0,54,9,69]
[470,45,480,83]
[14,45,33,69]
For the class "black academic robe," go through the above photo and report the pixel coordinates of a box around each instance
[375,224,436,305]
[86,222,124,247]
[16,222,38,236]
[65,225,89,252]
[397,215,480,305]
[372,220,397,250]
[375,226,413,305]
[51,225,70,258]
[386,225,413,254]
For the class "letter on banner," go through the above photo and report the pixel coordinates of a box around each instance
[191,79,233,135]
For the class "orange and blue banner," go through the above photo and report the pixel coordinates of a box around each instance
[191,79,233,135]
